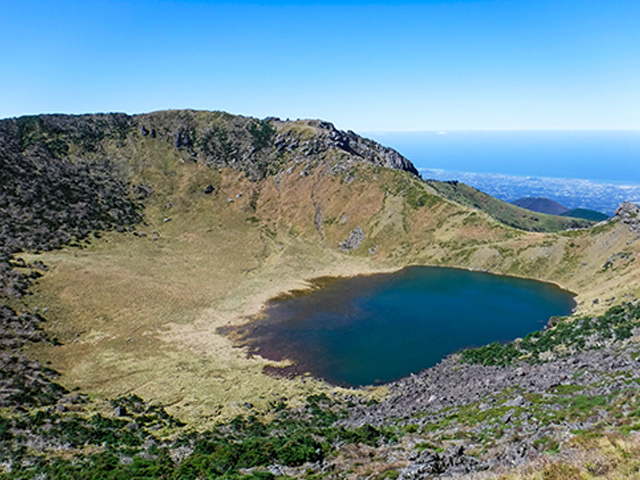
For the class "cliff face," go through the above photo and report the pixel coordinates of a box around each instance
[268,118,419,176]
[136,111,420,178]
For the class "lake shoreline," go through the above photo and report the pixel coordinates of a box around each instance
[224,265,576,388]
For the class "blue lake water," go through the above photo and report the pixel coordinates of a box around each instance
[232,267,575,387]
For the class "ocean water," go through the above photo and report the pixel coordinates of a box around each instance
[368,131,640,183]
[232,267,575,387]
[365,131,640,214]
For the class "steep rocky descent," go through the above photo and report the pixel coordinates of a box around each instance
[342,301,640,478]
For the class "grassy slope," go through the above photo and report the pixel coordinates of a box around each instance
[427,180,594,232]
[561,207,610,222]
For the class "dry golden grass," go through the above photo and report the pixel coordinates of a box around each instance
[23,170,394,424]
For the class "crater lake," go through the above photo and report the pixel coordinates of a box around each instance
[230,266,575,387]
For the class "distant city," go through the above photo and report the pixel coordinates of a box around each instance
[367,130,640,216]
[421,169,640,216]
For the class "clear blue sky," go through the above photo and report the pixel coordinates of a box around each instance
[1,0,639,131]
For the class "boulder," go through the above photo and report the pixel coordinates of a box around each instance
[615,202,640,232]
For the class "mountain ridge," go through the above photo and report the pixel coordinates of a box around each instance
[560,207,610,222]
[428,183,594,232]
[6,110,419,180]
[512,196,609,222]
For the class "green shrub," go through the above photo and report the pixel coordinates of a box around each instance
[249,120,275,150]
[461,302,640,366]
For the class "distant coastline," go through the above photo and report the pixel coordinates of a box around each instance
[366,130,640,185]
[362,130,640,215]
[420,168,640,215]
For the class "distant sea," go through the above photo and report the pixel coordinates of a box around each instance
[366,131,640,215]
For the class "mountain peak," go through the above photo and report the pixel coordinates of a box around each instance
[511,197,569,215]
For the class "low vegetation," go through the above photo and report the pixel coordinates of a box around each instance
[426,180,594,232]
[0,394,397,479]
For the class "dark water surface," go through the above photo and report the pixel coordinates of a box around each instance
[236,267,575,387]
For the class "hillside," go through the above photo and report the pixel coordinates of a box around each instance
[2,110,640,479]
[512,196,570,215]
[427,182,594,232]
[561,207,610,222]
[511,197,609,222]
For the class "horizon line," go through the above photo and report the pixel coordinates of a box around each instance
[364,128,640,134]
[2,110,638,133]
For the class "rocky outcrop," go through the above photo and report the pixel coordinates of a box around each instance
[339,227,365,251]
[615,201,640,233]
[401,447,488,479]
[274,119,419,176]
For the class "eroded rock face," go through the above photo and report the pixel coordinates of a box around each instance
[303,120,419,176]
[265,119,420,180]
[615,202,640,232]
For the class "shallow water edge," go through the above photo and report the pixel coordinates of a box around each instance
[222,266,576,387]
